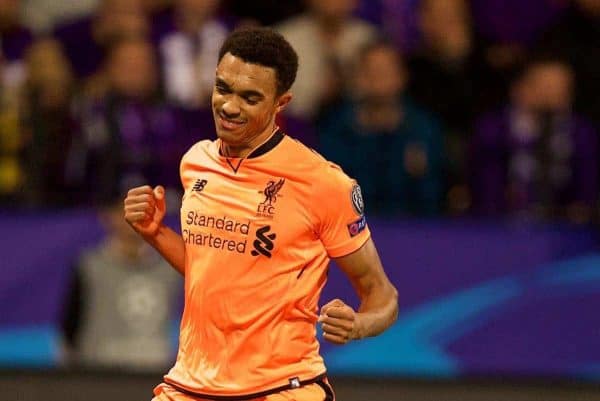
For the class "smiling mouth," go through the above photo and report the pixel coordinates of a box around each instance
[218,113,245,130]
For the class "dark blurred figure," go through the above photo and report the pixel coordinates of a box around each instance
[152,0,228,109]
[536,0,600,129]
[0,0,32,84]
[409,0,477,134]
[0,55,23,205]
[53,0,149,79]
[71,36,188,206]
[61,194,181,371]
[319,41,445,216]
[224,0,304,26]
[469,0,567,111]
[470,57,598,223]
[407,0,483,213]
[277,0,378,120]
[0,0,32,205]
[20,38,79,208]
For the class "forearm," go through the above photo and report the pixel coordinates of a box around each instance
[354,286,398,339]
[143,224,186,276]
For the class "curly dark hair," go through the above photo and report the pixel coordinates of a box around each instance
[218,27,299,95]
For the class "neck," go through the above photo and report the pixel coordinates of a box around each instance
[221,120,278,158]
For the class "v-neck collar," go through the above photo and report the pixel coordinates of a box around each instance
[217,129,286,173]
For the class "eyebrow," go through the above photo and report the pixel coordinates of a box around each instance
[216,77,265,99]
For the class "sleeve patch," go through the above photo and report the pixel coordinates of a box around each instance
[351,184,365,215]
[347,215,367,237]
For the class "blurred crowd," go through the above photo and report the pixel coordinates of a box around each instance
[1,0,600,223]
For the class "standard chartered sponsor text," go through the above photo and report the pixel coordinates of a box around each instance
[184,211,250,253]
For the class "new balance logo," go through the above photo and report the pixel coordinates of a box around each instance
[251,225,276,258]
[192,179,208,192]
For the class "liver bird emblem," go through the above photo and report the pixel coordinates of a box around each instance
[260,178,285,205]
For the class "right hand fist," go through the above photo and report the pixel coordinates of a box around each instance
[124,185,166,237]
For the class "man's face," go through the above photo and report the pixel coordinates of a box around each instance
[108,41,157,99]
[212,53,284,147]
[356,46,405,102]
[529,63,573,112]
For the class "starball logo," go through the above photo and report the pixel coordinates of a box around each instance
[257,178,285,218]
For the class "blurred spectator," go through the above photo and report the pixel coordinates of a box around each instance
[407,0,485,213]
[0,0,31,104]
[319,41,444,216]
[152,0,228,109]
[0,0,31,205]
[536,0,600,129]
[53,0,148,78]
[21,0,98,33]
[224,0,304,26]
[70,36,188,205]
[409,0,478,134]
[0,58,23,204]
[20,38,79,208]
[470,56,598,223]
[0,0,33,87]
[61,194,181,371]
[276,0,378,120]
[468,0,567,114]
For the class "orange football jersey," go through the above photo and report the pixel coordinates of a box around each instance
[163,129,370,398]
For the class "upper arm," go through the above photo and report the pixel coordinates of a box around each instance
[333,237,397,303]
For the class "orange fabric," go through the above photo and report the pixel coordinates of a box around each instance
[164,134,369,397]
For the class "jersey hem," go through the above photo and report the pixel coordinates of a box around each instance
[163,371,328,400]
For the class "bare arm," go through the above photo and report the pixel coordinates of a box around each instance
[319,237,398,344]
[143,224,186,276]
[124,185,186,276]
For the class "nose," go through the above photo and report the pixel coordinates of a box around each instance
[221,99,241,118]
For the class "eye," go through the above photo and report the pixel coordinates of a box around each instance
[245,97,259,105]
[216,85,230,94]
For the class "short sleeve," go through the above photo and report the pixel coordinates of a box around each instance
[316,163,371,258]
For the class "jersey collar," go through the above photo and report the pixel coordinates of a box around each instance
[246,128,285,159]
[218,128,286,160]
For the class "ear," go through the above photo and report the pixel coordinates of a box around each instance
[275,92,293,114]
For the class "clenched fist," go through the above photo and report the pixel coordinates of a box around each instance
[124,185,166,237]
[318,298,360,345]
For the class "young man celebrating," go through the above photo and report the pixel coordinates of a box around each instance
[124,27,398,401]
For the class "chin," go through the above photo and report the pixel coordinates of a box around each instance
[216,128,242,146]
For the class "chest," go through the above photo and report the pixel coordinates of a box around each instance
[180,167,316,258]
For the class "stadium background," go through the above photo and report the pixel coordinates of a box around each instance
[1,0,599,400]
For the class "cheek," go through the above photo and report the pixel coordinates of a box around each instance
[211,92,222,108]
[247,105,272,125]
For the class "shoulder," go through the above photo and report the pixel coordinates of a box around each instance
[279,135,332,169]
[278,135,356,185]
[181,139,215,164]
[294,139,358,198]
